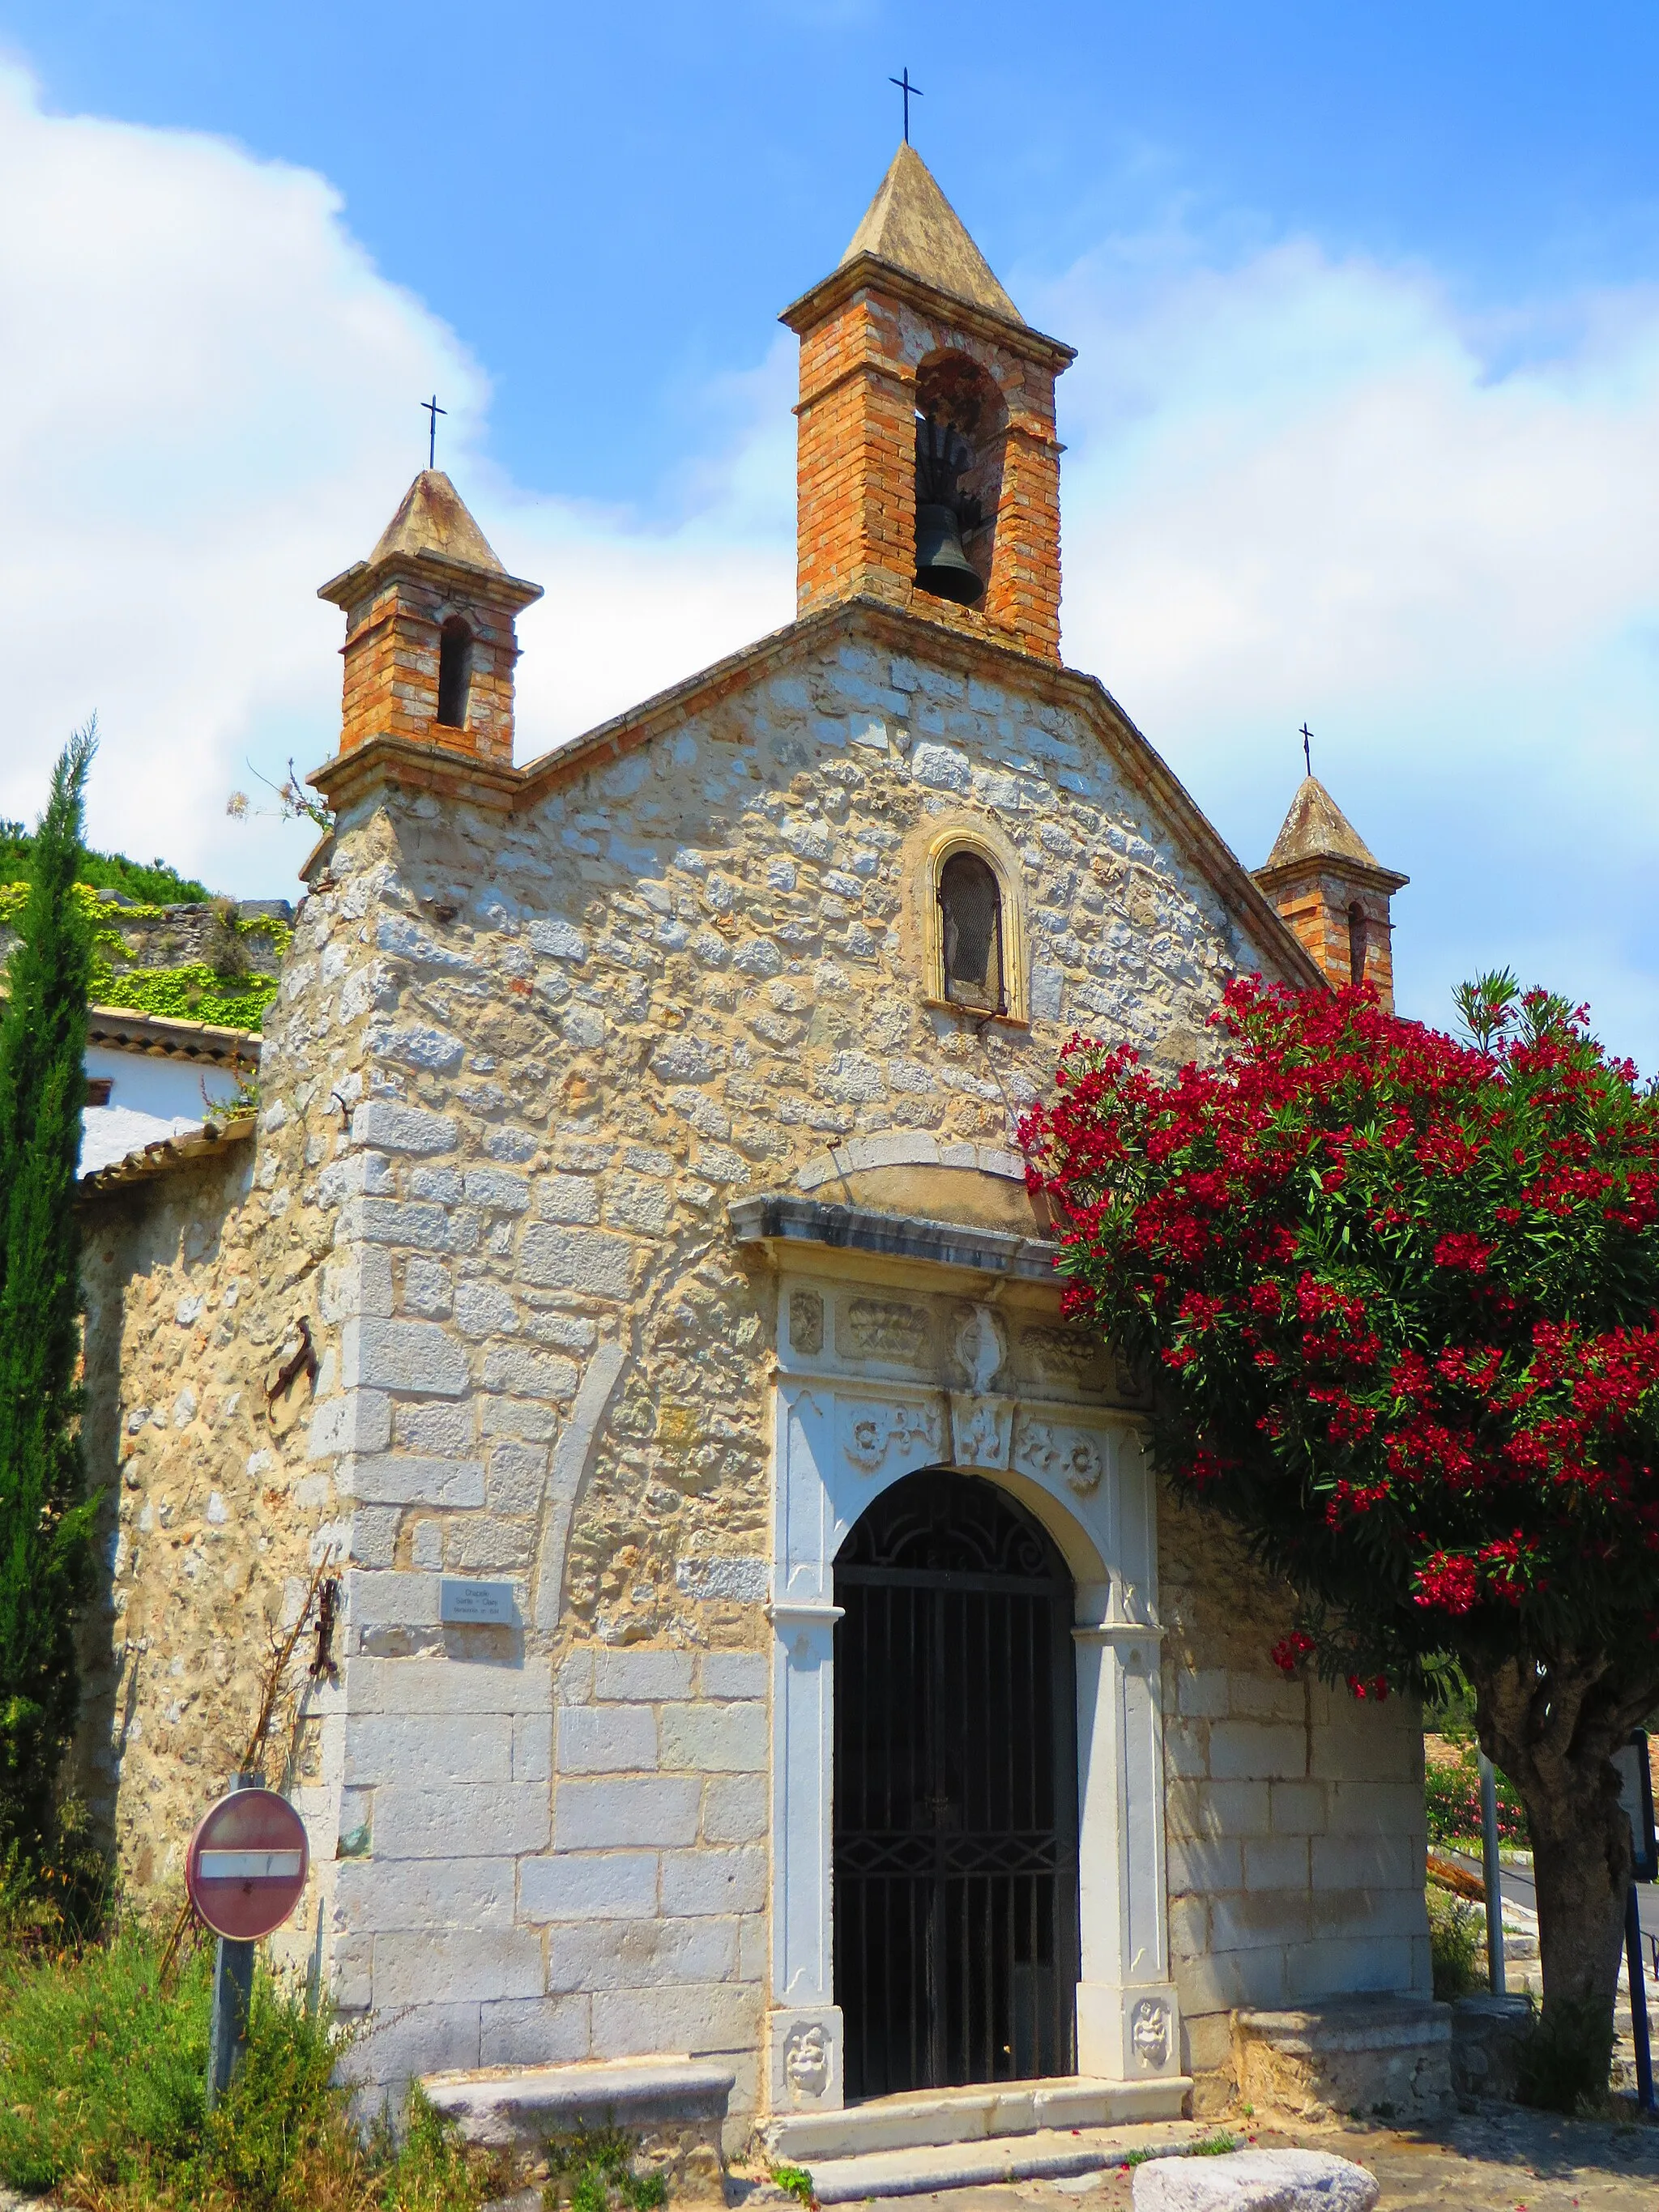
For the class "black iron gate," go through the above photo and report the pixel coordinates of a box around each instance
[833,1468,1080,2100]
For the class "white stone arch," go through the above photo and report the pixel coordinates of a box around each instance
[765,1302,1180,2116]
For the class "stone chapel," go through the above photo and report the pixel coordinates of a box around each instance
[78,145,1443,2169]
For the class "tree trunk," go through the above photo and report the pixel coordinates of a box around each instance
[1470,1650,1659,2035]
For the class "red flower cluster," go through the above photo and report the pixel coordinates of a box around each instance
[1021,978,1659,1686]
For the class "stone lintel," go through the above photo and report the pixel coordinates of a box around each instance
[730,1191,1060,1283]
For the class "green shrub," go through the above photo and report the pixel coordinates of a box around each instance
[1516,1993,1615,2114]
[0,1926,211,2193]
[0,1925,505,2212]
[1426,1886,1483,2001]
[543,2129,670,2212]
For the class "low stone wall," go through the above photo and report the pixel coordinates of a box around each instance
[1159,1494,1431,2110]
[1233,1996,1453,2124]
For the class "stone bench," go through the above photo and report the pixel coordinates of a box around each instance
[1233,1995,1452,2123]
[422,2056,736,2194]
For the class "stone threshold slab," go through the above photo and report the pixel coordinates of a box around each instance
[796,2118,1210,2203]
[423,2056,736,2144]
[766,2077,1192,2162]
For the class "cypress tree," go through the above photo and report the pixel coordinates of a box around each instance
[0,727,99,1860]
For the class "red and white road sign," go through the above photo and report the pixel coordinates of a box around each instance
[186,1786,309,1941]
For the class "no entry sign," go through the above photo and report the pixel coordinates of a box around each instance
[186,1785,309,1941]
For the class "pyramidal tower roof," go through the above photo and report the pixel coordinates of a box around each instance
[1258,774,1407,889]
[369,470,505,575]
[840,143,1023,324]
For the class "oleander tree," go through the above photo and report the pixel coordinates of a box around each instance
[0,727,99,1866]
[1021,971,1659,2052]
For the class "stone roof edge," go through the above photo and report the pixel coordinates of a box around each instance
[307,595,1324,994]
[779,254,1077,370]
[317,551,544,613]
[86,1005,262,1064]
[1253,854,1411,899]
[79,1112,257,1194]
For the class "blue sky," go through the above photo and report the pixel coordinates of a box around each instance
[3,2,1659,1059]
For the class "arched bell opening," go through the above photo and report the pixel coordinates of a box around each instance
[437,615,473,731]
[913,352,1008,608]
[1347,901,1367,987]
[832,1466,1081,2100]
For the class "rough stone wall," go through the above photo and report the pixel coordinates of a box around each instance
[1158,1489,1430,2113]
[76,1140,344,1913]
[82,606,1345,2131]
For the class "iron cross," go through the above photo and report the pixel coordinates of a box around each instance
[422,394,447,470]
[889,68,923,144]
[1299,723,1314,777]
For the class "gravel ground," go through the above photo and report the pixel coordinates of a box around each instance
[871,2106,1659,2211]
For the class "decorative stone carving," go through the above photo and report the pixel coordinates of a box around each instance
[949,1393,1012,1472]
[1018,1324,1113,1393]
[1014,1415,1106,1496]
[788,1289,824,1357]
[842,1297,929,1365]
[1131,1994,1173,2071]
[952,1304,1008,1393]
[841,1397,940,1474]
[783,2022,831,2101]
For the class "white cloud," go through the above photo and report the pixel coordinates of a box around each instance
[6,58,1659,1062]
[0,63,792,898]
[1034,239,1659,1057]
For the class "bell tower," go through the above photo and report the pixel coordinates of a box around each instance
[781,146,1076,663]
[1253,775,1409,1010]
[318,471,543,765]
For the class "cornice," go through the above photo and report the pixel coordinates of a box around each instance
[780,254,1077,373]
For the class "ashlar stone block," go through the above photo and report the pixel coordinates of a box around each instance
[373,1927,545,2008]
[555,1776,700,1851]
[519,1850,657,1924]
[557,1703,659,1775]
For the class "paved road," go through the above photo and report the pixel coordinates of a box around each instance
[1444,1847,1659,1953]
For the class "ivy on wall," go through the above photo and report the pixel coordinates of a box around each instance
[0,884,290,1034]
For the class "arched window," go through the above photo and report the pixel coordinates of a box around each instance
[939,849,1005,1014]
[437,616,472,729]
[1348,901,1366,987]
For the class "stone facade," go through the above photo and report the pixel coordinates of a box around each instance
[75,141,1434,2148]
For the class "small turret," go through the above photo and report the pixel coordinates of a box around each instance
[318,471,543,766]
[1254,776,1408,1009]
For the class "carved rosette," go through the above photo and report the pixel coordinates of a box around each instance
[1013,1413,1107,1496]
[840,1397,941,1474]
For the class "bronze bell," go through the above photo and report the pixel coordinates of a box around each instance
[915,414,986,605]
[915,502,983,604]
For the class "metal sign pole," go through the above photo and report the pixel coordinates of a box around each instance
[1478,1750,1506,1996]
[1626,1885,1656,2113]
[204,1772,259,2112]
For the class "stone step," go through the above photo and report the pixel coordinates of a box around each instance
[791,2120,1211,2204]
[423,2056,736,2146]
[763,2076,1192,2163]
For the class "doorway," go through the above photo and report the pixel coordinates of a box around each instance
[833,1467,1081,2100]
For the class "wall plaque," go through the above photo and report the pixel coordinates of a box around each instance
[440,1579,516,1626]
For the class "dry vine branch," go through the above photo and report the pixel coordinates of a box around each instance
[156,1543,340,1987]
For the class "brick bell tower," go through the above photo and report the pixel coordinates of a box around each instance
[781,145,1076,663]
[318,471,543,765]
[1253,774,1409,1010]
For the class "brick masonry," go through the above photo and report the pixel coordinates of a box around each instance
[786,275,1069,663]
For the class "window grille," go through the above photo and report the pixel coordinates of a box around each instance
[939,850,1004,1014]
